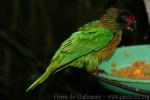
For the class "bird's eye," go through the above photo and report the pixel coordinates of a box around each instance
[121,16,128,21]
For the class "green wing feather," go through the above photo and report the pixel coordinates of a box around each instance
[26,27,113,92]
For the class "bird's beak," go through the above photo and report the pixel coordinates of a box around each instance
[126,21,136,31]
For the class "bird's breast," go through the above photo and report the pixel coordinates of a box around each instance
[94,32,122,60]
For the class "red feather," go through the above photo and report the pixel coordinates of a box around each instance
[127,15,135,21]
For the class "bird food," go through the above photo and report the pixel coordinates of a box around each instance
[124,51,130,57]
[111,61,150,79]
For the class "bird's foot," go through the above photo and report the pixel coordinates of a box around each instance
[92,68,101,76]
[92,68,107,76]
[95,68,101,73]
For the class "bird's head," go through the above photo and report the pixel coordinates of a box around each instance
[101,8,136,32]
[116,10,136,31]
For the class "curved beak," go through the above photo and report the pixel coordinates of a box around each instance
[126,21,136,31]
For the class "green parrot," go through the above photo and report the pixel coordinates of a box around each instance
[26,7,136,91]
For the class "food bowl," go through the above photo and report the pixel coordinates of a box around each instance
[98,45,150,95]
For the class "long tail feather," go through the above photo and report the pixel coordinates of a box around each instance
[26,54,67,92]
[26,58,61,92]
[26,70,50,92]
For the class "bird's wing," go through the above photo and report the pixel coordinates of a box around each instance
[51,28,113,68]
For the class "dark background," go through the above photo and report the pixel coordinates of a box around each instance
[0,0,149,100]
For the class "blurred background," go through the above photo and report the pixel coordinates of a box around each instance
[0,0,150,100]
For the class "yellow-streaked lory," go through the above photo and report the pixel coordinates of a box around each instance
[26,7,136,91]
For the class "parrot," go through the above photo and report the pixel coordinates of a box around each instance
[26,7,136,91]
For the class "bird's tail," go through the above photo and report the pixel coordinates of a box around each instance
[26,60,60,92]
[26,69,51,92]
